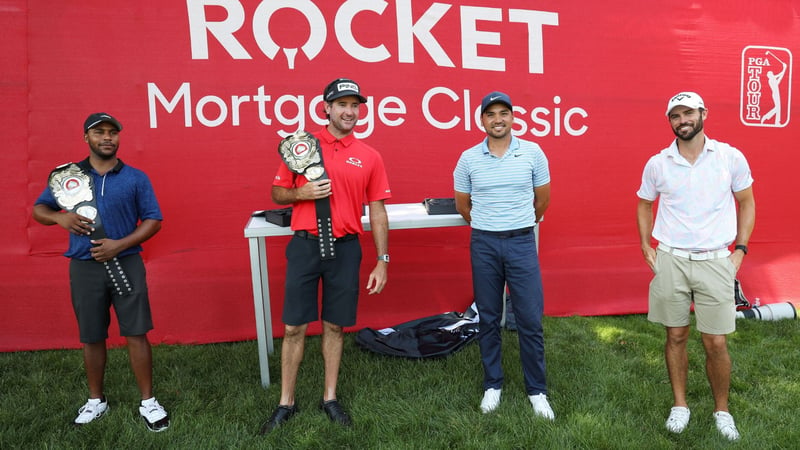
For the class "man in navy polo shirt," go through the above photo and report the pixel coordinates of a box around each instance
[453,92,554,419]
[33,112,170,432]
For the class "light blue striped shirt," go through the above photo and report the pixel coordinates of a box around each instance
[454,136,550,231]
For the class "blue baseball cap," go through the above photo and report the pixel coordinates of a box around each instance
[480,91,513,114]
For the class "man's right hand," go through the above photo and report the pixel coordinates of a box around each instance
[299,179,332,200]
[641,245,656,272]
[58,211,94,236]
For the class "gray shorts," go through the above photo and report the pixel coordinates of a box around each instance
[647,248,737,334]
[69,253,153,343]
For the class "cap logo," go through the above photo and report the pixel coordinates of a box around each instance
[489,95,502,101]
[671,93,692,102]
[336,82,358,93]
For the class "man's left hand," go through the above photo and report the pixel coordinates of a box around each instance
[366,263,387,294]
[89,238,122,262]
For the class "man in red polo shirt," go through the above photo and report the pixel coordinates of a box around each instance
[260,78,391,434]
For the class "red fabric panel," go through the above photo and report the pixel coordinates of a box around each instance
[2,1,799,351]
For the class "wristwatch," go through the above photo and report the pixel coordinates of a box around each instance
[377,254,390,263]
[734,245,748,255]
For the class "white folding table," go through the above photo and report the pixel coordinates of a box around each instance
[243,203,468,387]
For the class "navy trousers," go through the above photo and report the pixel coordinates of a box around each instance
[471,229,547,395]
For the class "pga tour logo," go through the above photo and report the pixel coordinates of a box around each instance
[741,46,792,127]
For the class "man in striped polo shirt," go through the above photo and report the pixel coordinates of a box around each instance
[453,91,553,419]
[637,92,755,441]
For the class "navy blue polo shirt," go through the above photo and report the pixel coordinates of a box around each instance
[35,158,162,260]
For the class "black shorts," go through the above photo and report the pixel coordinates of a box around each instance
[69,253,153,343]
[282,235,362,327]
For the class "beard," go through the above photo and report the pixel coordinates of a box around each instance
[672,117,704,141]
[328,115,356,136]
[89,142,118,160]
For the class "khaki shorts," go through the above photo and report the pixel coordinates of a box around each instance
[647,249,737,335]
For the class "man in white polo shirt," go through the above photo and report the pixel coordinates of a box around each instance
[453,91,554,420]
[637,92,755,441]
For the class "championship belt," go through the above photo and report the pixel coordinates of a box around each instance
[278,131,336,260]
[48,163,133,295]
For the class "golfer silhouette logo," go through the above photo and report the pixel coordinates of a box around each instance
[741,46,793,127]
[760,51,788,125]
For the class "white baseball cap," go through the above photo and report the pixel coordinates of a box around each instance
[665,92,705,116]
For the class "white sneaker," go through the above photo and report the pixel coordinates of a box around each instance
[74,397,108,425]
[139,397,170,432]
[529,393,555,421]
[480,388,502,413]
[713,411,740,441]
[665,406,690,433]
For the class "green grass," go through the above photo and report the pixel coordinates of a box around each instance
[1,315,798,449]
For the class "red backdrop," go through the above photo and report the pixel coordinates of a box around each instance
[2,0,799,351]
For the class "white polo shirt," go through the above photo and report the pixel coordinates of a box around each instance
[637,137,753,250]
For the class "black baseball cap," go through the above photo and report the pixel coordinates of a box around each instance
[84,113,123,133]
[323,78,367,103]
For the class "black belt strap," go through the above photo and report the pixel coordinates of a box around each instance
[316,196,336,260]
[277,131,336,260]
[88,216,133,295]
[47,163,133,295]
[295,230,358,242]
[474,227,534,239]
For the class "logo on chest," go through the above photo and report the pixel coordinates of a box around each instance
[345,157,363,168]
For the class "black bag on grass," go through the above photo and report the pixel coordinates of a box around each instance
[355,306,479,359]
[735,278,750,310]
